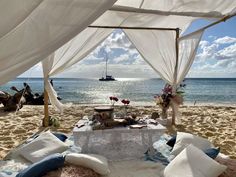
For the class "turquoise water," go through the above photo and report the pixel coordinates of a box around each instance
[0,78,236,105]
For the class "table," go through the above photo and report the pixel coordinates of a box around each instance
[73,116,166,161]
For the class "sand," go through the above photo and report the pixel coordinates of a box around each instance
[0,104,235,159]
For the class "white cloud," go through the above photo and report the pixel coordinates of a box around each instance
[113,54,130,64]
[189,35,236,78]
[208,35,217,40]
[196,43,218,61]
[199,40,209,49]
[215,43,236,60]
[214,36,236,44]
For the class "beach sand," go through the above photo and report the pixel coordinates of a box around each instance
[0,104,235,159]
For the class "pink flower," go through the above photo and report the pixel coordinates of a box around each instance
[121,99,130,105]
[109,96,119,106]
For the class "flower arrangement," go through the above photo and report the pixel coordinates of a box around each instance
[154,83,185,119]
[121,99,130,105]
[109,96,119,106]
[121,99,130,116]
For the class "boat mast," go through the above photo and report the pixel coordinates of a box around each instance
[105,52,108,77]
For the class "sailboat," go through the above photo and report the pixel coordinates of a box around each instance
[99,51,115,81]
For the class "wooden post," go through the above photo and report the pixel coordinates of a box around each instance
[43,86,49,127]
[172,28,180,125]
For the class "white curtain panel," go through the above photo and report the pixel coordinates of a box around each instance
[0,0,116,86]
[124,29,177,84]
[49,28,113,76]
[42,54,64,112]
[42,28,112,111]
[177,30,204,85]
[124,29,204,86]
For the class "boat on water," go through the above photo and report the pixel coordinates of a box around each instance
[99,75,115,81]
[99,51,116,81]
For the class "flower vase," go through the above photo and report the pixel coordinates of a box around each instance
[159,107,168,126]
[123,106,128,117]
[160,108,168,119]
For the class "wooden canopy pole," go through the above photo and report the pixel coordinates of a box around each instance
[43,84,49,127]
[171,28,180,126]
[174,28,180,87]
[89,25,177,31]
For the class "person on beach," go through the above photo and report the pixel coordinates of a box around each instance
[50,79,54,87]
[0,88,26,111]
[11,83,34,104]
[0,91,10,107]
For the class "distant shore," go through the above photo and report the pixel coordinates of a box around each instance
[0,104,235,159]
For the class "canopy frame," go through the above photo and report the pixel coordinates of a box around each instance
[89,25,178,31]
[43,12,236,127]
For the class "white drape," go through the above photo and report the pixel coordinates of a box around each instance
[124,29,204,86]
[0,0,117,86]
[124,30,177,84]
[124,29,204,124]
[177,30,204,84]
[42,28,113,111]
[42,54,64,112]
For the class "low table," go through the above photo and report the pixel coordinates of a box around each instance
[73,116,166,161]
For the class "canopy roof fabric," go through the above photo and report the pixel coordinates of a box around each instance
[0,0,116,86]
[113,0,236,16]
[92,0,236,30]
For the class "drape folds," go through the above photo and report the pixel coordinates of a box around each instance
[177,30,204,84]
[44,28,203,112]
[123,29,204,87]
[124,30,176,85]
[0,0,117,86]
[42,28,112,111]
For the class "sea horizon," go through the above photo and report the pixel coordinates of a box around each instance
[17,77,236,79]
[1,77,236,106]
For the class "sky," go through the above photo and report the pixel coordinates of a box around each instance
[20,16,236,78]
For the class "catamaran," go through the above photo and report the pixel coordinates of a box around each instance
[99,51,115,81]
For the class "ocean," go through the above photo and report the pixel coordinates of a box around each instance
[0,78,236,106]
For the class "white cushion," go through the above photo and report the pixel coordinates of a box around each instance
[65,153,110,175]
[19,131,68,163]
[171,132,212,156]
[164,144,227,177]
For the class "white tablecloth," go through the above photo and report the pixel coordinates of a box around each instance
[73,117,166,161]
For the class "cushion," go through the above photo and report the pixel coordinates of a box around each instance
[53,133,68,142]
[164,145,227,177]
[32,132,68,142]
[16,153,65,177]
[170,132,212,156]
[65,153,110,175]
[166,135,176,148]
[204,147,220,159]
[19,131,68,163]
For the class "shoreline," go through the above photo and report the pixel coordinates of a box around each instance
[0,104,235,160]
[61,102,236,107]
